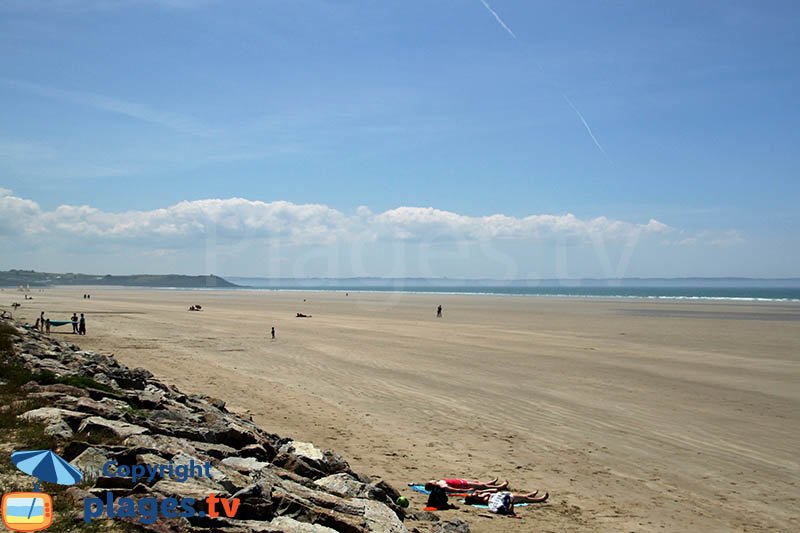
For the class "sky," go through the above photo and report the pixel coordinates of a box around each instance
[0,0,798,278]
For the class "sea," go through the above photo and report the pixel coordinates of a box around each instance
[226,278,800,302]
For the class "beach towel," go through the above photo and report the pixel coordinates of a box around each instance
[459,500,530,509]
[408,484,472,497]
[48,320,72,327]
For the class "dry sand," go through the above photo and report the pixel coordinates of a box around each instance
[10,288,800,532]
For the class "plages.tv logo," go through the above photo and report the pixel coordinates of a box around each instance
[83,458,241,524]
[3,450,242,529]
[1,450,81,532]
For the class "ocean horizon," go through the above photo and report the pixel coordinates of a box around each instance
[224,278,800,302]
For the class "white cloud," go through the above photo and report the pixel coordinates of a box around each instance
[0,190,753,277]
[663,229,746,248]
[0,189,682,247]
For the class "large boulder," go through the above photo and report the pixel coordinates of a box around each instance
[275,441,351,479]
[70,447,111,480]
[78,416,149,439]
[19,407,87,440]
[360,498,408,533]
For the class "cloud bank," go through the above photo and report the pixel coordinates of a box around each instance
[0,189,674,247]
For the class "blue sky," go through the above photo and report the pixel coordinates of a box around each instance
[0,0,798,278]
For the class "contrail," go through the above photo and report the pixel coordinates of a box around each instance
[479,0,516,39]
[562,94,610,161]
[476,1,611,161]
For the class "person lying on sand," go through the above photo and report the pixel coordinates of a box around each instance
[425,478,508,492]
[464,489,549,505]
[296,312,311,318]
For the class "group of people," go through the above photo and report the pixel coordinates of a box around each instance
[188,304,203,311]
[424,477,548,515]
[34,311,50,334]
[71,312,86,335]
[82,294,92,299]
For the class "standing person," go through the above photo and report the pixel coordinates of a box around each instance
[71,313,78,334]
[79,313,86,335]
[45,318,51,335]
[436,305,443,318]
[271,326,275,340]
[40,311,45,330]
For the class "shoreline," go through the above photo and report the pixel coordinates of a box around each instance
[10,284,800,303]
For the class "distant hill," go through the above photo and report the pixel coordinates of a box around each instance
[0,270,240,288]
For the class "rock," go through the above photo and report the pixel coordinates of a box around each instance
[282,441,324,462]
[28,356,71,374]
[27,391,79,403]
[134,453,171,479]
[405,510,440,522]
[110,366,153,390]
[19,407,86,439]
[37,383,90,397]
[171,451,249,494]
[265,516,339,532]
[221,456,271,474]
[207,396,226,410]
[44,418,74,440]
[78,416,149,439]
[280,441,351,477]
[130,385,166,409]
[91,372,119,389]
[152,478,228,501]
[239,442,276,462]
[123,434,190,456]
[432,519,470,533]
[370,478,402,503]
[64,486,93,506]
[70,447,111,480]
[141,409,207,441]
[272,452,326,480]
[360,498,409,533]
[190,440,238,460]
[75,396,129,419]
[314,473,381,500]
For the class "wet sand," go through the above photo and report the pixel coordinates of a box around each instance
[11,288,800,532]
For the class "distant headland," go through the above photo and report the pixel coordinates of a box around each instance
[0,270,240,288]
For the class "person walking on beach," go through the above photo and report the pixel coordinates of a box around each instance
[79,313,86,335]
[71,313,78,334]
[436,305,443,318]
[271,326,275,340]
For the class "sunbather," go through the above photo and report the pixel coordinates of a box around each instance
[425,477,508,492]
[464,489,549,505]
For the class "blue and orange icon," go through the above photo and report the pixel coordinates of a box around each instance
[1,450,82,532]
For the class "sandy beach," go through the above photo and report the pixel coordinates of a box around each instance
[8,288,799,532]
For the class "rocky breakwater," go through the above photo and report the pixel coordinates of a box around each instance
[0,320,440,533]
